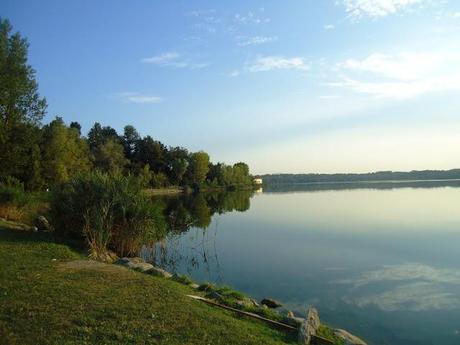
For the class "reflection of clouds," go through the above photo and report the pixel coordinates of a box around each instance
[339,263,460,287]
[340,263,460,311]
[346,282,459,311]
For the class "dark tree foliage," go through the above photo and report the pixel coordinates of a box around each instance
[87,122,119,150]
[134,135,168,173]
[69,121,82,135]
[122,125,140,161]
[166,146,189,185]
[0,18,47,186]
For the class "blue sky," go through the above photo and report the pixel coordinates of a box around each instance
[3,0,460,174]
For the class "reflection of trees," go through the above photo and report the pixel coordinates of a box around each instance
[161,190,253,234]
[141,190,254,281]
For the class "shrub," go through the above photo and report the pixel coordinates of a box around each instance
[0,177,29,206]
[50,172,166,259]
[0,177,30,221]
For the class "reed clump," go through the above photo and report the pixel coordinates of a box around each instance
[50,172,165,260]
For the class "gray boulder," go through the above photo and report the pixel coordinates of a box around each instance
[333,329,367,345]
[146,266,173,278]
[115,257,153,272]
[298,308,321,344]
[260,298,282,308]
[132,262,154,272]
[35,215,52,231]
[206,291,223,301]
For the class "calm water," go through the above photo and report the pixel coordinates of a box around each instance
[142,181,460,345]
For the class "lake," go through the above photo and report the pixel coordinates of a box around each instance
[142,181,460,345]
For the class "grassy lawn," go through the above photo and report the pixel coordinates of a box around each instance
[0,221,297,345]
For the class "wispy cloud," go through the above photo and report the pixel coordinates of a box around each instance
[116,92,163,104]
[237,35,278,46]
[248,56,309,72]
[341,0,426,20]
[330,51,460,99]
[228,69,240,77]
[319,95,341,100]
[324,24,335,30]
[234,10,270,24]
[141,52,208,69]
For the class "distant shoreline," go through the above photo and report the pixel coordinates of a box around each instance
[260,169,460,185]
[264,178,460,185]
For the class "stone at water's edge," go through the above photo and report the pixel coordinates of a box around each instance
[260,298,282,308]
[133,262,154,272]
[333,329,367,345]
[145,266,173,278]
[298,308,320,344]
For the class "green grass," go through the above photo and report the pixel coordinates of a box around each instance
[0,221,297,345]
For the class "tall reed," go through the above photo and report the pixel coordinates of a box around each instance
[51,172,165,259]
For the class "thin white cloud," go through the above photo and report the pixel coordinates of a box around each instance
[324,24,335,30]
[234,11,270,24]
[342,0,425,20]
[331,51,460,99]
[237,35,278,46]
[117,92,163,104]
[319,95,341,100]
[248,56,310,72]
[228,69,240,77]
[142,52,180,65]
[141,52,208,69]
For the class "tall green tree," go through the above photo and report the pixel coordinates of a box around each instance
[122,125,140,161]
[41,117,92,186]
[187,151,210,186]
[0,18,47,185]
[166,146,189,185]
[87,122,119,150]
[93,137,128,173]
[134,136,168,173]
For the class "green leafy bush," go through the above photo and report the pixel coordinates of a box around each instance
[0,177,29,206]
[50,172,166,259]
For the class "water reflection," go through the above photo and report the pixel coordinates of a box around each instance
[140,181,460,345]
[339,263,460,311]
[141,190,253,280]
[263,179,460,193]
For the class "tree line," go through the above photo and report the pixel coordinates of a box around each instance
[0,18,254,191]
[261,169,460,185]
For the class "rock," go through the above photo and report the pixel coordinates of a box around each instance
[134,262,154,272]
[190,283,200,289]
[260,298,282,308]
[115,257,131,265]
[206,291,223,301]
[30,226,38,232]
[333,329,367,345]
[249,298,259,307]
[114,257,153,271]
[282,315,305,327]
[145,266,173,278]
[298,308,320,344]
[35,215,52,232]
[235,298,256,308]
